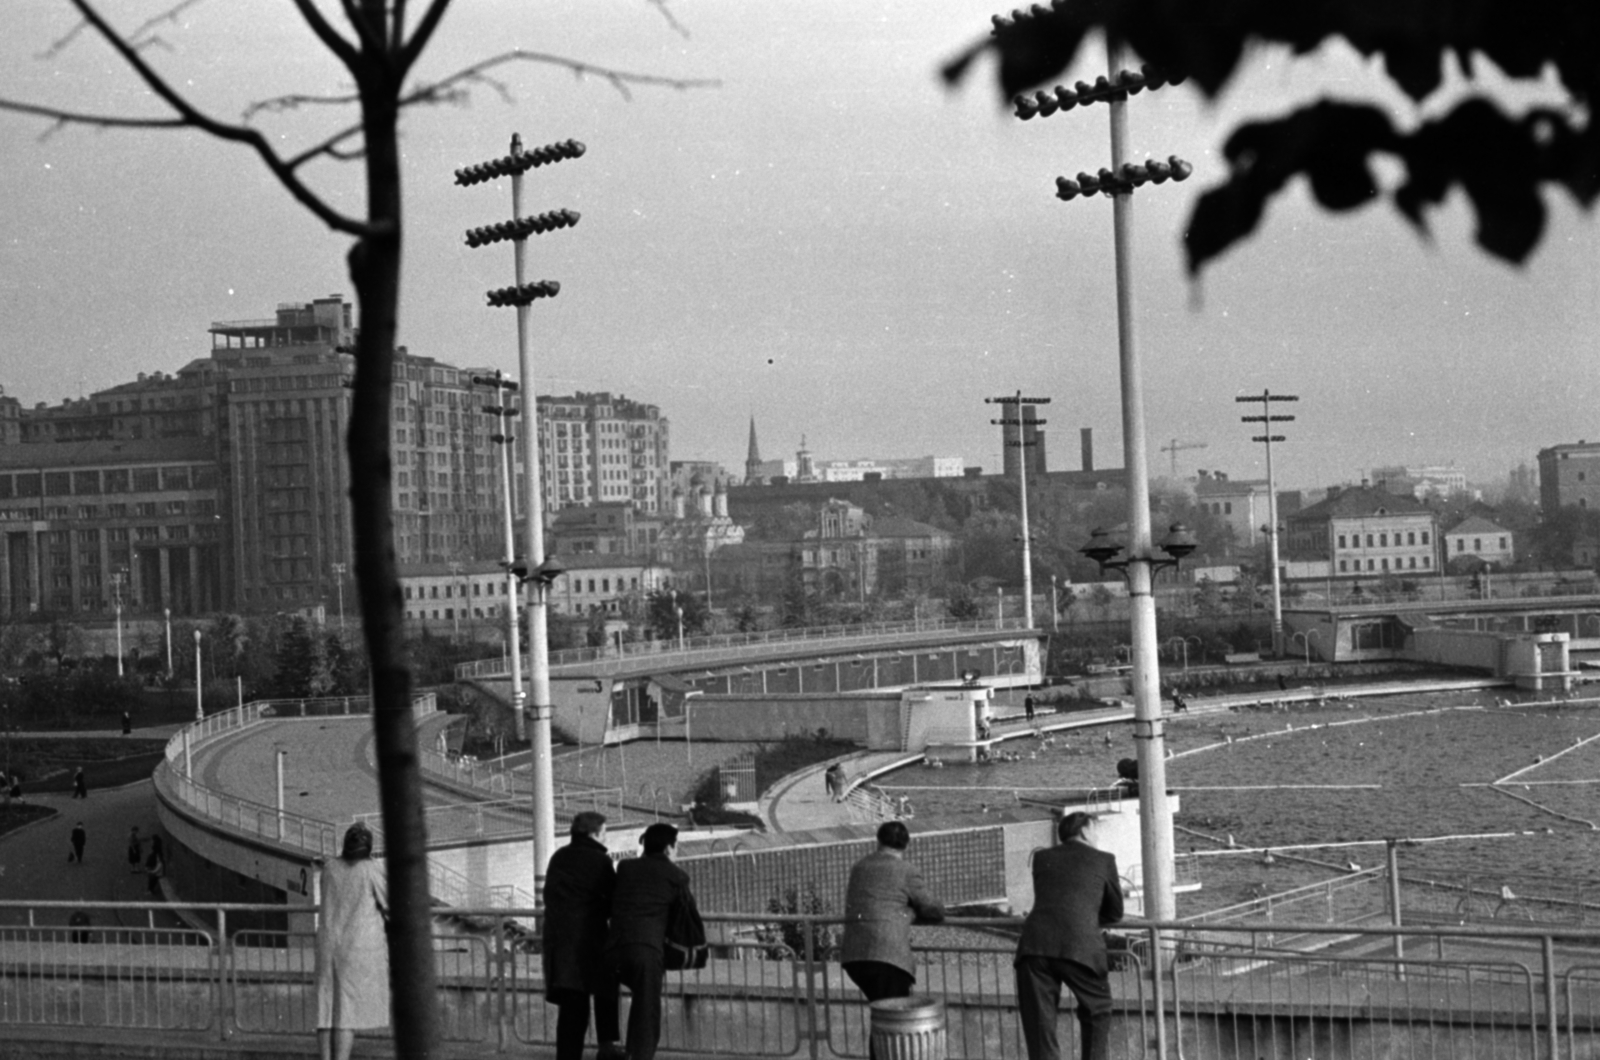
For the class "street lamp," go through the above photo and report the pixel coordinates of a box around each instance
[164,606,173,675]
[111,569,127,677]
[675,605,685,651]
[192,629,203,721]
[458,132,584,892]
[1290,628,1321,664]
[1050,574,1060,633]
[331,562,347,630]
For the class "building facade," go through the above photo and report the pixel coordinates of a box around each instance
[1444,516,1515,568]
[1537,442,1600,516]
[0,296,671,619]
[1284,486,1437,579]
[537,392,669,515]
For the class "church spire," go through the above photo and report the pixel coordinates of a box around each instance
[744,416,764,486]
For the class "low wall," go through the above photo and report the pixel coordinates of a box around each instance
[678,693,901,745]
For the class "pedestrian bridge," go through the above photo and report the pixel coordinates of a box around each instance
[455,617,1047,745]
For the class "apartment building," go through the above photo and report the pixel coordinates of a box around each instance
[538,392,669,515]
[1537,441,1600,515]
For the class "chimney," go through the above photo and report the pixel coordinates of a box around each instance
[1080,428,1094,472]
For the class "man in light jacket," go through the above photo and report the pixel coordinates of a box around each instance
[1014,811,1124,1060]
[841,821,945,1059]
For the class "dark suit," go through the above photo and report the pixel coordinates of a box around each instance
[841,849,945,1060]
[543,834,619,1060]
[605,852,695,1060]
[1015,840,1124,1060]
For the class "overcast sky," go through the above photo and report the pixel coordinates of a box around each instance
[1,0,1594,490]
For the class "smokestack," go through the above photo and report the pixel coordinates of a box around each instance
[1080,428,1094,472]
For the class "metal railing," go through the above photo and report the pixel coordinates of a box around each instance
[455,616,1034,680]
[9,903,1600,1058]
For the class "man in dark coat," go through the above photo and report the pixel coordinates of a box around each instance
[841,820,945,1060]
[605,822,697,1060]
[1015,811,1125,1060]
[544,812,622,1060]
[69,821,87,863]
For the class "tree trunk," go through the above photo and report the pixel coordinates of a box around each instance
[347,82,441,1058]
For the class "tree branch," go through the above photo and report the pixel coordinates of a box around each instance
[0,98,189,133]
[399,0,454,74]
[58,0,368,236]
[286,0,360,70]
[410,48,721,105]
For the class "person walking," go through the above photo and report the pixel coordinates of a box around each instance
[543,812,622,1060]
[126,827,144,874]
[72,768,87,799]
[1014,811,1124,1060]
[825,763,846,802]
[1024,694,1036,723]
[606,822,698,1060]
[69,821,87,863]
[315,822,389,1060]
[145,835,167,897]
[841,821,946,1060]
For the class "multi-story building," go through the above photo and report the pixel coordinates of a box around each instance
[1370,464,1469,499]
[0,295,534,616]
[0,438,223,615]
[1284,485,1437,579]
[537,392,669,515]
[547,554,674,617]
[1537,442,1600,515]
[1193,471,1296,551]
[547,502,662,558]
[1444,516,1515,568]
[711,498,955,600]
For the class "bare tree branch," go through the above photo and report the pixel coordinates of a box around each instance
[646,0,690,40]
[399,0,453,73]
[335,0,388,62]
[286,0,361,70]
[414,48,721,104]
[0,97,189,132]
[58,0,367,236]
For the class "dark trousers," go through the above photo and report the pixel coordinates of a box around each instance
[549,985,620,1060]
[610,945,665,1060]
[844,961,914,1060]
[1015,955,1112,1060]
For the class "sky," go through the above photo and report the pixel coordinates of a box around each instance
[0,0,1595,492]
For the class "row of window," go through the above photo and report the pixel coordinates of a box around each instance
[1454,536,1509,552]
[1339,556,1431,572]
[1338,530,1430,549]
[0,466,214,498]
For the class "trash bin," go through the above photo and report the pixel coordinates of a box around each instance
[869,995,946,1060]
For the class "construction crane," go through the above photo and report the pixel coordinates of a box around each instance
[1160,439,1208,478]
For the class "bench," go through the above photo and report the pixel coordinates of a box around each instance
[1223,652,1262,665]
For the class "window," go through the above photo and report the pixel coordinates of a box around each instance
[1339,560,1348,572]
[1421,531,1430,544]
[1337,534,1346,549]
[1224,502,1233,515]
[1474,538,1482,551]
[1380,533,1388,547]
[1366,534,1374,547]
[1500,537,1508,549]
[1367,559,1375,571]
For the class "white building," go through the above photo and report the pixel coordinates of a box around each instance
[1444,516,1515,568]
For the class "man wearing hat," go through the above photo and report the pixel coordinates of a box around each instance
[606,822,698,1060]
[1014,811,1124,1060]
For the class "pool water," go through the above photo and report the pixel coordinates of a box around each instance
[876,690,1600,913]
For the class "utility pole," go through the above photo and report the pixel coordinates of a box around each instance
[457,132,583,890]
[1238,390,1298,656]
[473,370,526,743]
[986,391,1049,629]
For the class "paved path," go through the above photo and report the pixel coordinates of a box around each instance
[0,779,183,930]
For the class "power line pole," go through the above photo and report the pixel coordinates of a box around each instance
[987,392,1049,629]
[1238,390,1298,656]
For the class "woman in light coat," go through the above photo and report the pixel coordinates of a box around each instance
[315,822,389,1060]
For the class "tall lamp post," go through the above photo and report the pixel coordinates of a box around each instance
[164,607,173,675]
[331,562,347,630]
[192,629,204,721]
[111,569,127,677]
[457,132,584,890]
[986,391,1049,629]
[1009,29,1192,935]
[1238,390,1297,655]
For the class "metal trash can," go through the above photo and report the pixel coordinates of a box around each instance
[869,995,947,1060]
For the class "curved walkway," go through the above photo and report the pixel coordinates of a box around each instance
[759,676,1516,832]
